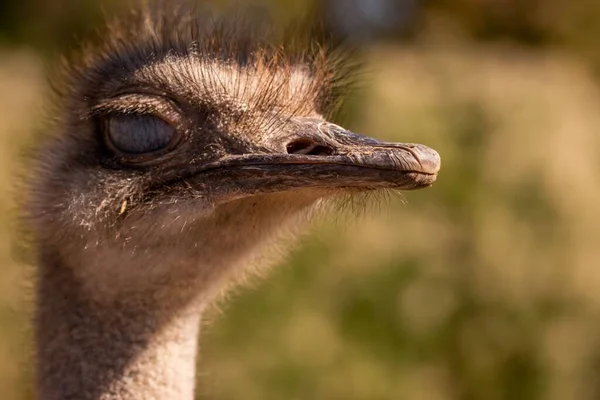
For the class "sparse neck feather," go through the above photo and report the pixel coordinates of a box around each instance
[35,251,203,400]
[34,193,323,400]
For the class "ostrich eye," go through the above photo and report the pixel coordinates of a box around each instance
[106,114,176,155]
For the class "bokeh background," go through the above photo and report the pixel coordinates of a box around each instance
[2,0,600,399]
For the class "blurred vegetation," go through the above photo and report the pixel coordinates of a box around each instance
[1,1,600,399]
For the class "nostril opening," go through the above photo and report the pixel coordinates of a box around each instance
[286,139,313,155]
[286,139,334,156]
[308,145,335,156]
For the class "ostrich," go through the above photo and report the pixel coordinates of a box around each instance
[25,3,440,400]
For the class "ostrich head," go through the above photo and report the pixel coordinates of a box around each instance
[27,3,442,399]
[28,4,440,308]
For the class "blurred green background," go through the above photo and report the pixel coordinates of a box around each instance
[2,0,600,399]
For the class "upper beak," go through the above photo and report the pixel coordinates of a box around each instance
[163,119,441,196]
[309,121,441,188]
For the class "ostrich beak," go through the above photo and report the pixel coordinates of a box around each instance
[183,119,440,196]
[285,121,441,190]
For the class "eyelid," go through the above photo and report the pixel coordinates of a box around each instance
[95,94,187,165]
[102,113,184,165]
[107,114,176,155]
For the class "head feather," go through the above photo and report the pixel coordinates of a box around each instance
[54,0,361,124]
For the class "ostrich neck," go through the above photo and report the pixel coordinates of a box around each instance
[34,193,322,399]
[35,251,203,400]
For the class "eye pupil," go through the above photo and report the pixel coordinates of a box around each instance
[107,115,175,154]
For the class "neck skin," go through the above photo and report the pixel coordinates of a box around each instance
[35,252,203,400]
[34,192,325,400]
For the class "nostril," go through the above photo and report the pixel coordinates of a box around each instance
[286,139,334,156]
[309,145,335,156]
[286,139,312,155]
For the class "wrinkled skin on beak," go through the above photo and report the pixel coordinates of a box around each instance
[160,118,441,200]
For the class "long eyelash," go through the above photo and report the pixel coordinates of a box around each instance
[89,93,186,125]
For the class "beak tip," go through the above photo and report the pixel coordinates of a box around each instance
[411,144,441,176]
